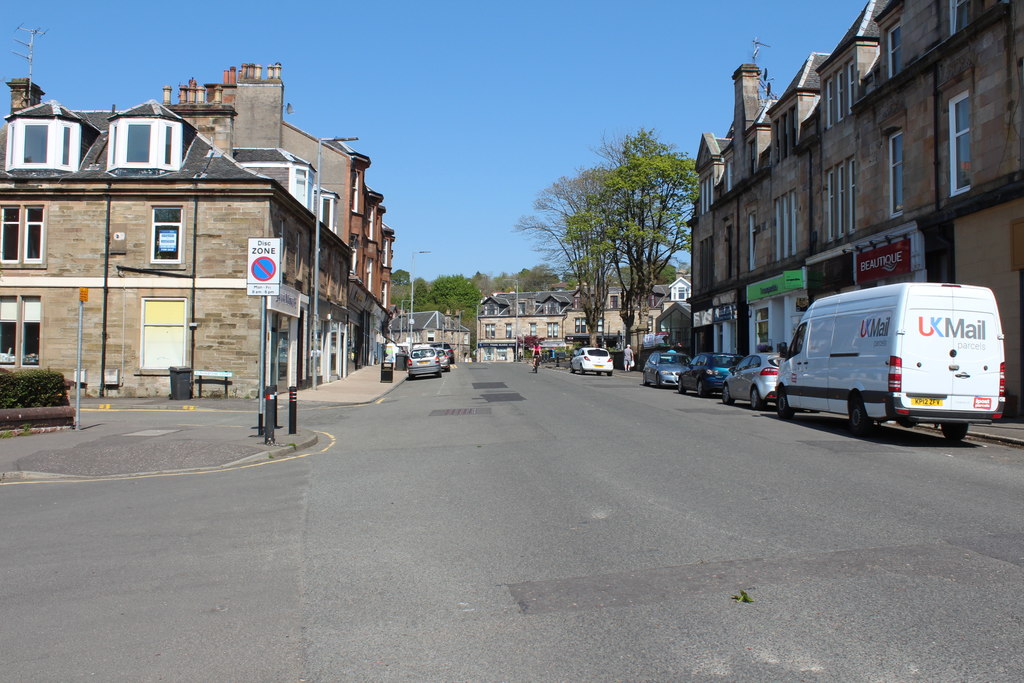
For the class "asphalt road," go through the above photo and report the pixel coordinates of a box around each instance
[3,363,1024,681]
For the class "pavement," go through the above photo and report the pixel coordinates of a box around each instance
[0,363,407,482]
[3,360,1023,481]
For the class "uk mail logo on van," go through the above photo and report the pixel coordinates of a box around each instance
[859,316,891,338]
[917,316,987,339]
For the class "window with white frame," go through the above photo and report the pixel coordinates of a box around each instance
[365,257,374,289]
[547,322,559,337]
[748,213,756,271]
[773,192,798,257]
[951,0,969,34]
[485,324,495,338]
[846,62,858,111]
[575,318,587,334]
[108,119,182,171]
[5,118,82,172]
[725,158,733,191]
[0,295,40,366]
[530,323,537,336]
[846,158,857,232]
[505,323,513,338]
[152,207,183,262]
[700,174,714,213]
[141,299,186,368]
[949,92,971,194]
[1,206,44,264]
[889,131,904,216]
[825,77,835,128]
[351,172,361,213]
[292,167,312,209]
[887,25,902,77]
[349,235,358,273]
[369,206,376,241]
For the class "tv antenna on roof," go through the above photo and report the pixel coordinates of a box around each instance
[752,37,771,63]
[12,25,47,94]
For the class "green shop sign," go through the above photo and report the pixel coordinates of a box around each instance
[746,270,806,301]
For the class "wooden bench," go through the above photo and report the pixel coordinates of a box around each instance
[194,370,233,397]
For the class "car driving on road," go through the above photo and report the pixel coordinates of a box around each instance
[570,347,613,376]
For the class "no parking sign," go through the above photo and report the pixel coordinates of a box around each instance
[247,238,282,295]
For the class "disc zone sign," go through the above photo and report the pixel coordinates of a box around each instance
[247,237,282,295]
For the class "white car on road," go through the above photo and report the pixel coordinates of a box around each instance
[570,347,613,376]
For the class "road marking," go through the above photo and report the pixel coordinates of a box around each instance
[0,431,337,486]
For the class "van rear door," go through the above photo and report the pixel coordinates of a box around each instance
[902,285,1001,415]
[948,286,1002,413]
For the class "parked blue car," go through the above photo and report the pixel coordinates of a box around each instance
[677,352,744,398]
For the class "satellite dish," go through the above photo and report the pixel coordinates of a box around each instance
[286,103,294,115]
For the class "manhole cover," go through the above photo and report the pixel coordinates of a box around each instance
[429,408,493,416]
[480,393,525,403]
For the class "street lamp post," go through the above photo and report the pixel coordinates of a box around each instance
[409,250,430,347]
[311,136,357,391]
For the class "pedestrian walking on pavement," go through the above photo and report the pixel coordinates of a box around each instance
[623,344,634,372]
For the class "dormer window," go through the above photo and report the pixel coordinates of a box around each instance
[108,119,182,171]
[5,118,82,172]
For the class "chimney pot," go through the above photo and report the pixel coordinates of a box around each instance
[255,64,263,80]
[162,85,172,105]
[214,85,223,104]
[179,85,188,103]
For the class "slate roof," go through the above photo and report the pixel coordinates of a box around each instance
[777,52,831,101]
[0,101,267,182]
[112,100,185,121]
[819,0,885,71]
[233,148,310,165]
[3,99,92,124]
[391,311,469,333]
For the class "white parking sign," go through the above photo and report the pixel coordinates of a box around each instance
[247,237,282,295]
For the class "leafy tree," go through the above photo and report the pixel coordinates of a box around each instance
[418,275,482,343]
[516,168,615,346]
[598,129,697,348]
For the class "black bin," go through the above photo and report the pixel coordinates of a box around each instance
[169,366,193,399]
[380,361,394,383]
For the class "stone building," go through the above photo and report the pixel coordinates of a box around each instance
[0,62,394,397]
[475,286,679,361]
[691,0,1024,412]
[389,311,471,361]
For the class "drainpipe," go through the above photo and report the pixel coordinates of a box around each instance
[190,192,199,373]
[100,185,112,397]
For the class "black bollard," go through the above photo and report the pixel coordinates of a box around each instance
[264,385,277,445]
[288,385,297,435]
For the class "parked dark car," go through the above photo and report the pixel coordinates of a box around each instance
[677,352,744,398]
[641,352,690,389]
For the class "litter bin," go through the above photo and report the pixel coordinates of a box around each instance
[380,361,394,383]
[169,366,193,400]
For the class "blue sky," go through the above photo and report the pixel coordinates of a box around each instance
[3,1,864,281]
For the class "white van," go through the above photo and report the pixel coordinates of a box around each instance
[776,282,1004,440]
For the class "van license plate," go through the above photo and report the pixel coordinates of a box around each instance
[911,397,944,406]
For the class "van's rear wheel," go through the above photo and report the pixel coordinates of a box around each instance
[941,423,969,441]
[848,394,875,437]
[776,387,795,419]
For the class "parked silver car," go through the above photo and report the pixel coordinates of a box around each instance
[642,352,689,388]
[721,353,780,410]
[408,347,442,379]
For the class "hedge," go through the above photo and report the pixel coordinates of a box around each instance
[0,369,69,409]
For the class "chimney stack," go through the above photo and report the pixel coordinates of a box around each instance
[7,78,44,114]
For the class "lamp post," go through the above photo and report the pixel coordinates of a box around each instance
[399,299,411,348]
[410,250,430,346]
[311,136,358,390]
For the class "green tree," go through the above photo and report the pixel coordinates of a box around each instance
[599,129,698,348]
[419,275,482,343]
[516,168,615,346]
